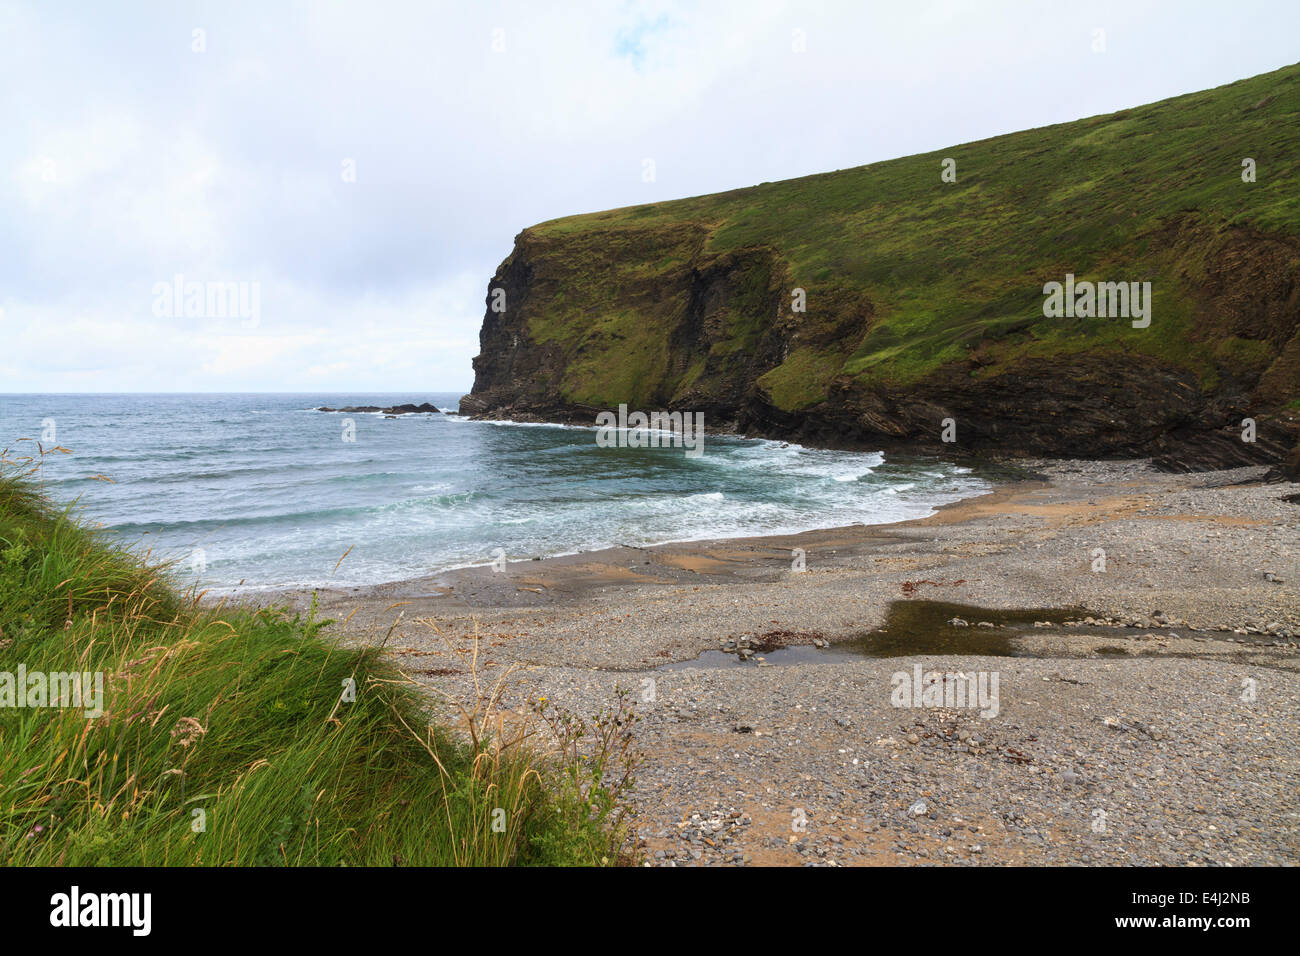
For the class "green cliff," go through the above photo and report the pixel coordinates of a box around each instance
[463,63,1300,471]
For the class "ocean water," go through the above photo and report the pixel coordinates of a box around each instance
[0,394,990,591]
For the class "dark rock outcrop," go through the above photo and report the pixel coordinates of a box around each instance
[316,403,441,415]
[461,221,1299,471]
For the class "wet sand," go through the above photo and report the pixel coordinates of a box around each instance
[265,479,1043,620]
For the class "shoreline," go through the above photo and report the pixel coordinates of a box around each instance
[263,456,1297,642]
[210,417,1007,600]
[261,471,1036,614]
[258,456,1300,666]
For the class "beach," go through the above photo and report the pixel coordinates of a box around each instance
[270,459,1300,865]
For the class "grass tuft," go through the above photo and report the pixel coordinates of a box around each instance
[0,447,639,866]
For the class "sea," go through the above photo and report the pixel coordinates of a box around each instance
[0,393,990,592]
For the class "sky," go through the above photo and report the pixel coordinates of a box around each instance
[2,0,1298,394]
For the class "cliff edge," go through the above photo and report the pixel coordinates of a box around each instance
[464,64,1300,473]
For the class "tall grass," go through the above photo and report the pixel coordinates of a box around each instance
[0,446,638,866]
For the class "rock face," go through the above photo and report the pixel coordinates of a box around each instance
[316,403,441,415]
[462,65,1300,470]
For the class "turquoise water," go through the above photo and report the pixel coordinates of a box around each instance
[0,394,988,591]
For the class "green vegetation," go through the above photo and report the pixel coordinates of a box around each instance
[756,346,841,410]
[0,451,638,866]
[510,64,1300,412]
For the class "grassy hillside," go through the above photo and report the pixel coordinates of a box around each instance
[467,63,1300,466]
[0,453,636,866]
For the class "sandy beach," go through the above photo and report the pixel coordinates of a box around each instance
[264,459,1300,865]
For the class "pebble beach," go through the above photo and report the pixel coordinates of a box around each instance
[280,459,1300,866]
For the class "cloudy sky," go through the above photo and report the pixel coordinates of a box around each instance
[3,0,1297,393]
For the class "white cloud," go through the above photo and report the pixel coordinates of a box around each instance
[2,0,1298,391]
